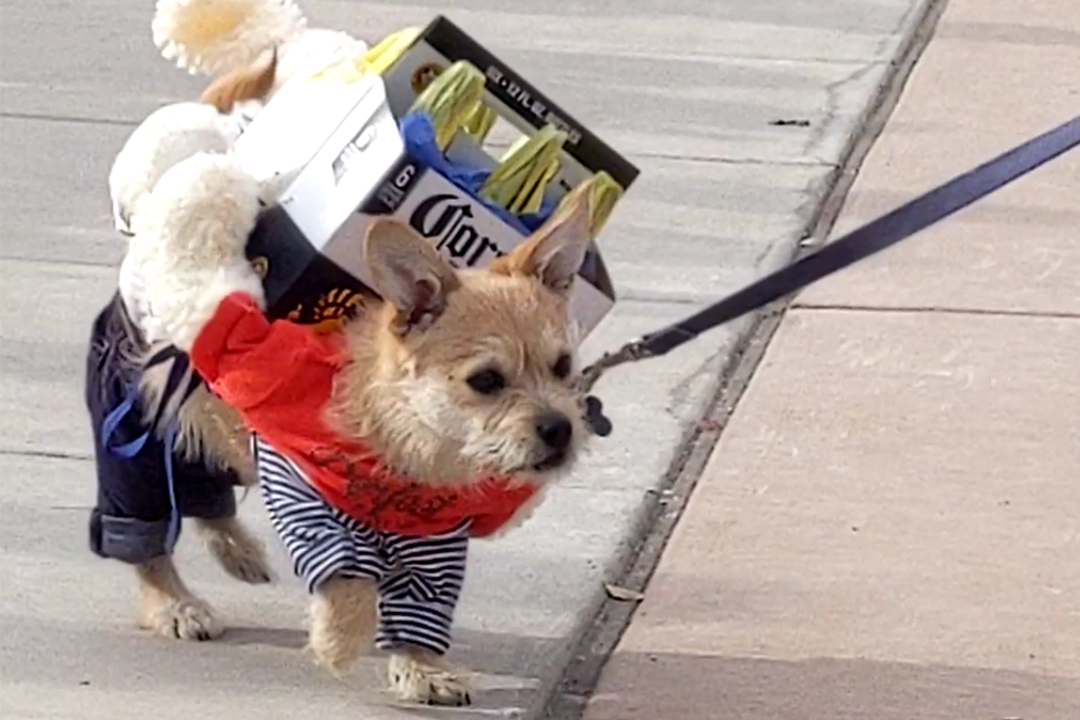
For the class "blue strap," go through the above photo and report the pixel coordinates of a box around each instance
[163,420,181,553]
[580,113,1080,389]
[100,378,185,555]
[639,115,1080,356]
[101,384,151,459]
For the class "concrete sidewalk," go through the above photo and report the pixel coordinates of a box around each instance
[0,2,938,719]
[579,0,1080,718]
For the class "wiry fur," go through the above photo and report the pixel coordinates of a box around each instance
[131,151,597,704]
[134,517,271,641]
[330,268,585,485]
[137,362,256,484]
[124,3,592,696]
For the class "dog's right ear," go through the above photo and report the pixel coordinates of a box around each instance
[364,219,461,334]
[493,183,593,296]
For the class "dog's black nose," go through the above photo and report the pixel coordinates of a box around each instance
[536,412,573,451]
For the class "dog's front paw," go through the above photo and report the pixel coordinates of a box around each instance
[144,597,224,641]
[387,651,473,707]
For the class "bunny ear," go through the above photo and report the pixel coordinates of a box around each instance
[364,219,461,333]
[496,187,592,295]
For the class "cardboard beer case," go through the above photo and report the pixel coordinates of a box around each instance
[234,15,640,338]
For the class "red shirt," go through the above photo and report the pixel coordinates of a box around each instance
[190,292,539,537]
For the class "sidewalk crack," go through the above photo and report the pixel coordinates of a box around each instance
[794,303,1080,321]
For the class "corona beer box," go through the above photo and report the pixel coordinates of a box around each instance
[234,16,639,338]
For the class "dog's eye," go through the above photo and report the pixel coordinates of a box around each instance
[552,352,572,380]
[466,368,506,395]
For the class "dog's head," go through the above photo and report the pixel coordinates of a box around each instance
[334,194,595,486]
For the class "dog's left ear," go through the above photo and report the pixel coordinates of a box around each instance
[496,188,592,295]
[365,219,461,334]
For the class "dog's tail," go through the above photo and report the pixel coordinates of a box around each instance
[153,0,305,77]
[199,46,279,113]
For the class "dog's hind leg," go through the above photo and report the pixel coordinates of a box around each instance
[196,516,273,585]
[307,575,379,676]
[135,553,223,641]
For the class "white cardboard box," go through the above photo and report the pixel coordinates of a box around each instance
[234,16,639,339]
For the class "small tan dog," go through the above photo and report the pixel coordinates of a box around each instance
[126,133,596,705]
[102,9,598,700]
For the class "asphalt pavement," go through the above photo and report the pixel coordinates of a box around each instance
[0,1,935,718]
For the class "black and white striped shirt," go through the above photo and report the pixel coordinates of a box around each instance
[253,434,470,655]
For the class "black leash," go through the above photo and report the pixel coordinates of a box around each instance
[580,114,1080,436]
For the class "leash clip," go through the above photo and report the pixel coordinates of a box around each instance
[577,338,651,394]
[583,395,613,437]
[577,338,656,438]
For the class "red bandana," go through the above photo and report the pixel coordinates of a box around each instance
[191,292,538,537]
